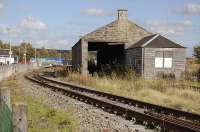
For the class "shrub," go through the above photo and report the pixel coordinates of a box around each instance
[194,45,200,63]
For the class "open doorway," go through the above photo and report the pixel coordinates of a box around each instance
[88,42,125,74]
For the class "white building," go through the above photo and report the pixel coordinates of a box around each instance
[0,49,15,64]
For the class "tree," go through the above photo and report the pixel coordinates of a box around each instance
[39,47,49,57]
[194,44,200,63]
[48,49,60,58]
[17,42,35,62]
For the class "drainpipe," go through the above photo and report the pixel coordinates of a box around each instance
[141,48,144,75]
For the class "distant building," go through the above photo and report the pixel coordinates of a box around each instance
[72,9,186,79]
[31,57,71,66]
[0,49,16,64]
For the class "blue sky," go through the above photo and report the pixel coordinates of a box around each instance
[0,0,199,56]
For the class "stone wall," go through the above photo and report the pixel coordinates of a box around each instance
[72,39,88,75]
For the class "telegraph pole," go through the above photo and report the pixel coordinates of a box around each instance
[18,48,20,63]
[35,48,37,62]
[9,42,12,58]
[24,44,27,64]
[59,50,62,65]
[9,42,12,65]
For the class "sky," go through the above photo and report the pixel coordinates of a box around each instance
[0,0,200,57]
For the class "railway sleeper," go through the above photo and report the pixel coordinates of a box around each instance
[26,74,200,132]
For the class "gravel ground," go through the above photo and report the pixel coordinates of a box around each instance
[16,72,155,132]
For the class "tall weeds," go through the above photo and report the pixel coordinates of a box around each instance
[59,63,200,113]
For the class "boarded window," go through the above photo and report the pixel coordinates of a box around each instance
[155,57,163,68]
[164,51,173,68]
[164,58,172,68]
[155,51,163,68]
[155,51,173,68]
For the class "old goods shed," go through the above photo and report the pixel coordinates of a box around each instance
[72,9,186,79]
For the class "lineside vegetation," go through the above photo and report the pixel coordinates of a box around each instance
[59,61,200,114]
[0,75,77,132]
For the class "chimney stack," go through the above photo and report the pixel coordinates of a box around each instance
[117,9,128,21]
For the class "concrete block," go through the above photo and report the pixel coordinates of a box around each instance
[12,103,28,132]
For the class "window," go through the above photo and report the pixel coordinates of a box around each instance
[155,51,173,68]
[164,51,173,68]
[164,58,172,68]
[155,57,163,68]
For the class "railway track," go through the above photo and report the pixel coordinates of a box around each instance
[25,72,200,132]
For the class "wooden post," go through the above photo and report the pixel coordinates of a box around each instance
[12,103,28,132]
[0,87,11,110]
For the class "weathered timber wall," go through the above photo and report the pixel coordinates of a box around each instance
[143,48,186,79]
[125,48,143,73]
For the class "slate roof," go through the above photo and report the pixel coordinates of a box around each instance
[79,10,184,49]
[128,34,185,49]
[0,49,10,56]
[82,20,152,48]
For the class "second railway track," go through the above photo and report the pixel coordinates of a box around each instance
[25,72,200,132]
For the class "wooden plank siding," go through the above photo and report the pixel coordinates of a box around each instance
[125,48,185,79]
[125,48,143,74]
[143,48,186,79]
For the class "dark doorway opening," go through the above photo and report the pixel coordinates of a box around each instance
[88,42,125,74]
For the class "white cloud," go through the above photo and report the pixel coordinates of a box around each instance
[57,39,68,45]
[35,40,49,46]
[18,16,47,30]
[0,16,48,37]
[82,8,113,16]
[0,24,21,36]
[146,20,192,36]
[0,3,4,9]
[33,38,69,49]
[174,3,200,15]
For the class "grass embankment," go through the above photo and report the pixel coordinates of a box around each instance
[0,75,76,132]
[60,72,200,114]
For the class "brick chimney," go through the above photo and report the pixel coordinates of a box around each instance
[117,9,128,21]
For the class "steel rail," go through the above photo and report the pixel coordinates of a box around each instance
[25,73,200,132]
[37,73,200,123]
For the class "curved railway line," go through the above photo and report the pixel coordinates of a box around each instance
[25,72,200,132]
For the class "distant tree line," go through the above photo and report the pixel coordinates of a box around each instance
[0,40,71,61]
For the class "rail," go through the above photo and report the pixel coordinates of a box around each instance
[25,72,200,132]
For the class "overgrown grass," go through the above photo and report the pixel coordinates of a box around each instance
[0,75,77,132]
[59,71,200,114]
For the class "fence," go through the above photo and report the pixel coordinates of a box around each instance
[0,87,27,132]
[0,63,38,82]
[0,64,37,132]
